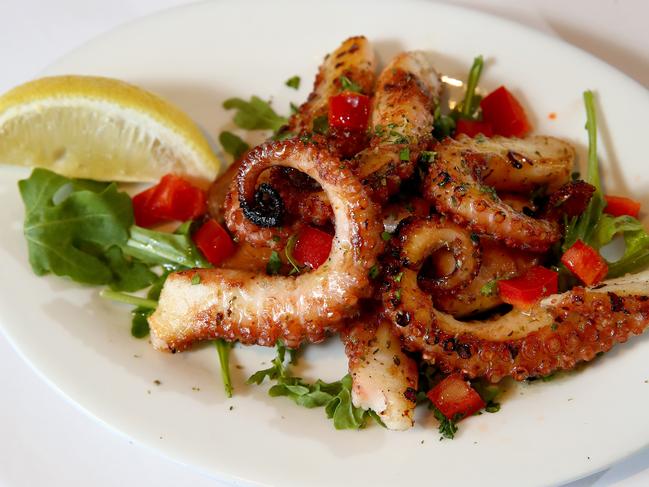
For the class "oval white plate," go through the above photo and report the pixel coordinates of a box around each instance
[2,1,649,486]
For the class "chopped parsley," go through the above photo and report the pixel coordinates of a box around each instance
[399,147,410,161]
[312,115,329,135]
[431,406,460,440]
[480,280,499,296]
[381,231,392,241]
[340,75,362,93]
[285,75,301,90]
[191,273,201,285]
[368,264,380,279]
[419,151,436,164]
[266,251,282,275]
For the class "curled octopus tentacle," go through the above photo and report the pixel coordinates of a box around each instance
[389,216,481,295]
[433,238,541,318]
[384,241,649,382]
[341,313,418,431]
[424,135,576,252]
[149,139,383,352]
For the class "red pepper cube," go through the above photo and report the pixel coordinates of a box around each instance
[604,195,641,218]
[132,185,165,227]
[150,174,207,222]
[561,239,608,285]
[480,86,531,138]
[193,219,236,266]
[427,374,485,420]
[498,266,558,310]
[293,226,334,269]
[328,92,371,131]
[455,119,494,138]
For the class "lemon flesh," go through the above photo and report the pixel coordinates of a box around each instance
[0,75,220,182]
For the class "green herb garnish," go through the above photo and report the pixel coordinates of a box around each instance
[561,91,649,278]
[340,75,362,93]
[219,131,250,159]
[480,280,499,296]
[248,343,380,429]
[285,235,303,275]
[266,250,282,275]
[18,169,155,289]
[223,96,288,132]
[457,55,484,119]
[215,339,234,398]
[285,75,301,90]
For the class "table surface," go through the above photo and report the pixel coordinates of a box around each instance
[1,1,648,486]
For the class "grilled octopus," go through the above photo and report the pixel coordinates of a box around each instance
[424,135,574,252]
[383,217,649,382]
[149,38,649,434]
[149,139,382,351]
[342,314,418,430]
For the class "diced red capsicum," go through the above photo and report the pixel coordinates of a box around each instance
[498,266,558,310]
[427,374,485,420]
[604,195,641,218]
[132,174,207,227]
[293,226,333,269]
[455,119,494,138]
[328,92,371,131]
[480,86,531,137]
[193,219,235,266]
[561,239,608,285]
[132,186,164,228]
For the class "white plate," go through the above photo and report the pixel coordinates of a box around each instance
[2,1,649,486]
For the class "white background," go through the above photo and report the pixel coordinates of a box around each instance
[1,1,648,486]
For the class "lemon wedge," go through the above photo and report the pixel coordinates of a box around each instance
[0,75,220,182]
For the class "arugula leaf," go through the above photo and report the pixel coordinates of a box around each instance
[248,343,377,429]
[129,270,171,338]
[285,75,300,90]
[104,246,157,292]
[223,96,288,132]
[19,169,136,285]
[215,339,234,398]
[131,307,152,338]
[433,105,456,139]
[561,91,649,277]
[219,131,250,159]
[456,55,484,119]
[124,225,210,270]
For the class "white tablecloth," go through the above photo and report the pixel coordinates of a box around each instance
[1,1,648,486]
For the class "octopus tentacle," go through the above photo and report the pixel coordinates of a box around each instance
[394,216,481,294]
[433,238,541,318]
[424,135,574,252]
[356,51,441,202]
[385,256,649,382]
[342,314,418,430]
[149,139,383,351]
[287,36,375,135]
